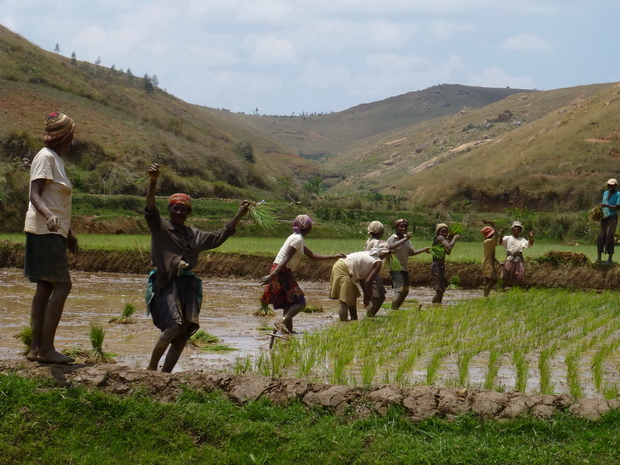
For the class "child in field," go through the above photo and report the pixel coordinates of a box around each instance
[387,219,430,309]
[144,164,250,372]
[329,241,391,321]
[480,224,504,297]
[261,215,345,334]
[500,221,534,286]
[431,223,461,304]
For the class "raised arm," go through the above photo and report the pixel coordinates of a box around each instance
[146,164,160,212]
[304,247,346,261]
[437,234,461,255]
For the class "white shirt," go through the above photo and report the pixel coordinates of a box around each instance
[24,147,72,238]
[502,235,530,254]
[342,251,381,282]
[274,233,305,271]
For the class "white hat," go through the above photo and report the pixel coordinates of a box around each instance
[607,178,618,186]
[367,221,384,234]
[511,221,523,229]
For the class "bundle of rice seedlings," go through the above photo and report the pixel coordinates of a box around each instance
[589,206,603,222]
[109,302,136,324]
[88,325,113,363]
[388,252,402,272]
[13,325,32,354]
[430,244,445,260]
[254,301,275,316]
[63,344,89,360]
[449,223,464,236]
[447,275,461,290]
[302,305,324,313]
[248,200,278,231]
[188,330,220,347]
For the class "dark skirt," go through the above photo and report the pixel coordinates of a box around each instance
[148,274,201,335]
[24,232,71,283]
[430,260,447,292]
[261,264,305,309]
[390,270,410,292]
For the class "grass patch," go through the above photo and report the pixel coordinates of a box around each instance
[1,374,620,464]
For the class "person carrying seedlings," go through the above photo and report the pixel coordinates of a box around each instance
[480,223,505,297]
[329,241,391,321]
[144,164,250,372]
[364,221,389,317]
[387,219,431,309]
[24,112,78,364]
[430,223,461,304]
[500,220,534,286]
[597,178,620,264]
[261,215,345,334]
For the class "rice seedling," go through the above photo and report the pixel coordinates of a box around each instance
[232,354,252,374]
[63,344,89,360]
[457,350,476,386]
[449,223,464,236]
[429,244,445,260]
[203,344,236,351]
[109,302,136,324]
[538,348,553,394]
[254,301,274,316]
[360,357,378,387]
[89,325,113,363]
[565,349,583,398]
[247,200,278,231]
[426,350,445,385]
[189,330,220,347]
[446,275,461,290]
[13,324,32,353]
[387,252,402,272]
[302,305,324,313]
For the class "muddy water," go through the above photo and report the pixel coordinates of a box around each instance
[0,268,478,374]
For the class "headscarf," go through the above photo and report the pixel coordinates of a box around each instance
[168,193,192,212]
[393,218,409,229]
[481,226,494,239]
[367,221,384,234]
[293,214,313,233]
[435,223,448,235]
[44,112,75,145]
[368,240,390,257]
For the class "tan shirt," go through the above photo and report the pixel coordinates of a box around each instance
[341,251,381,282]
[24,147,72,238]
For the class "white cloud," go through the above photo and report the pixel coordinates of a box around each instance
[467,67,534,89]
[503,34,550,51]
[244,34,297,64]
[300,60,350,90]
[429,21,474,40]
[365,53,426,72]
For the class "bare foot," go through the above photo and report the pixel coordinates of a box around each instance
[37,350,74,364]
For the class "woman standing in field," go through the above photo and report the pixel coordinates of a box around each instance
[329,241,391,321]
[387,219,430,309]
[500,221,534,286]
[24,112,78,364]
[430,223,461,304]
[480,224,504,297]
[144,164,250,372]
[261,215,345,334]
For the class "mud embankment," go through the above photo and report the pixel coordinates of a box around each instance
[2,241,620,289]
[0,359,616,421]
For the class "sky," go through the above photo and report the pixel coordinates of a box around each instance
[1,1,619,116]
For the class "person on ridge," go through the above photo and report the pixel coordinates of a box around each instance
[597,178,620,264]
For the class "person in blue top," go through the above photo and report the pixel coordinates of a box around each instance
[597,178,620,264]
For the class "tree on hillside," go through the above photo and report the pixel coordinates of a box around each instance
[54,43,60,53]
[95,56,101,66]
[143,73,154,93]
[233,140,254,163]
[71,52,77,66]
[304,177,322,196]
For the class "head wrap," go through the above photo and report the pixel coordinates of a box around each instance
[481,226,494,239]
[293,214,313,233]
[44,112,75,145]
[435,223,448,235]
[367,221,384,234]
[369,240,390,257]
[168,193,192,212]
[393,218,409,229]
[511,220,523,230]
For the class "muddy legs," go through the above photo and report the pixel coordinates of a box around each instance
[147,323,191,372]
[28,281,74,364]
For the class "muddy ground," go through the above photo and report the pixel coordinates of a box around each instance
[3,241,620,421]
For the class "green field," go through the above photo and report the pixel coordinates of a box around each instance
[0,233,600,263]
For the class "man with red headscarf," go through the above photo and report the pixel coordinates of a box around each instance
[144,163,250,372]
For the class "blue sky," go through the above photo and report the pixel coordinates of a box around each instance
[1,0,618,116]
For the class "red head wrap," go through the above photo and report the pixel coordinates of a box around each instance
[168,193,192,212]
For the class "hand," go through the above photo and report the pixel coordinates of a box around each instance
[148,164,160,181]
[529,231,535,238]
[260,274,274,285]
[46,216,61,232]
[67,232,79,254]
[453,234,462,240]
[239,200,251,215]
[424,247,431,253]
[335,253,346,259]
[177,259,189,270]
[406,232,413,239]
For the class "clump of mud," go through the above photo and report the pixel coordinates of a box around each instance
[1,359,618,422]
[534,250,591,267]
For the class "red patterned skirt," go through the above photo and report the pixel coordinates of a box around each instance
[261,264,305,309]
